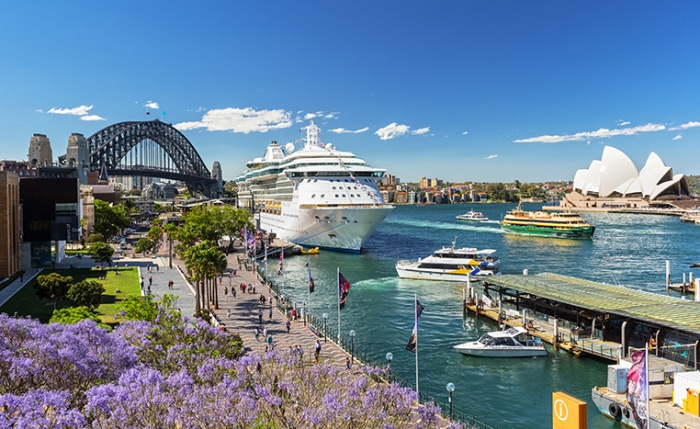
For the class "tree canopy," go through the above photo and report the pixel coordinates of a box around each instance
[87,242,115,266]
[34,273,74,310]
[93,200,129,238]
[67,280,105,310]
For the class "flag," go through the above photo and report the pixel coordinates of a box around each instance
[162,111,166,116]
[626,348,648,429]
[338,272,351,309]
[405,299,425,353]
[307,262,315,293]
[278,250,284,276]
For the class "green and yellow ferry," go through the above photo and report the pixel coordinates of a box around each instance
[500,204,595,239]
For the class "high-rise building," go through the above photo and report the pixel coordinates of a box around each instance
[0,171,20,278]
[28,134,53,168]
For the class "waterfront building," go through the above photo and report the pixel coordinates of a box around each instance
[0,171,20,278]
[380,189,395,203]
[394,191,407,204]
[564,146,692,209]
[408,191,416,204]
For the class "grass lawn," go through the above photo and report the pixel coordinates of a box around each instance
[0,268,141,324]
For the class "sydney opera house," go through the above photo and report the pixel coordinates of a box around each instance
[562,146,692,210]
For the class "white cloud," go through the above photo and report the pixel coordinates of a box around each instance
[670,121,700,130]
[47,105,93,116]
[462,131,468,135]
[144,101,159,109]
[412,127,430,136]
[80,115,105,121]
[617,120,630,126]
[329,128,351,134]
[35,109,43,113]
[174,107,292,133]
[484,154,498,159]
[375,123,410,140]
[329,126,370,134]
[673,134,682,140]
[514,123,665,143]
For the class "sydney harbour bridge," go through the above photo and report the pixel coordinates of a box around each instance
[59,120,220,197]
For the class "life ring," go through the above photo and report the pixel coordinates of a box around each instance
[609,403,622,421]
[622,406,631,420]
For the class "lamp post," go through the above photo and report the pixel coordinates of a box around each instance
[322,313,328,343]
[349,330,355,365]
[302,300,307,326]
[386,352,393,372]
[446,383,455,420]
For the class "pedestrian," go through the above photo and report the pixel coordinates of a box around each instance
[140,280,144,289]
[263,327,267,338]
[255,327,260,341]
[232,288,236,298]
[315,339,321,363]
[266,334,274,350]
[224,286,228,295]
[258,308,263,323]
[149,276,152,286]
[268,307,273,320]
[299,345,304,361]
[346,357,351,369]
[227,308,231,318]
[147,285,151,294]
[233,269,237,276]
[19,271,24,282]
[156,265,159,272]
[286,319,291,333]
[291,309,296,320]
[219,277,222,285]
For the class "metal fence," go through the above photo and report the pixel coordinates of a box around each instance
[256,264,500,429]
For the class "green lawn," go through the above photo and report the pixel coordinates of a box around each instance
[0,268,141,324]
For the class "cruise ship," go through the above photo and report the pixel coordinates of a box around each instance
[234,121,394,252]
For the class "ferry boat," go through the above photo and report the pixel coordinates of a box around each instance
[451,327,547,357]
[234,121,394,252]
[456,209,489,222]
[395,237,500,281]
[500,203,595,239]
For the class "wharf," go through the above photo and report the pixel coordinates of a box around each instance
[466,273,700,367]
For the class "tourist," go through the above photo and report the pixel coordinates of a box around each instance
[315,339,321,363]
[286,319,291,333]
[148,276,152,286]
[224,286,228,295]
[266,334,273,349]
[227,308,231,318]
[346,357,351,370]
[268,307,273,320]
[258,308,263,323]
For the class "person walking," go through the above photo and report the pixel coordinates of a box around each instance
[286,319,291,333]
[227,308,231,318]
[268,307,273,320]
[224,286,228,295]
[148,276,152,287]
[254,326,260,341]
[266,334,274,350]
[258,308,263,323]
[315,339,322,363]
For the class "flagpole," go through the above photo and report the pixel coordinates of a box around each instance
[415,293,419,394]
[645,343,650,429]
[307,256,311,324]
[337,267,341,344]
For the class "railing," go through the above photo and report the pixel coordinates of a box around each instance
[257,264,499,429]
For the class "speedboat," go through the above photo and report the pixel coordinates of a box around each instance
[395,236,500,281]
[456,209,489,222]
[452,326,547,357]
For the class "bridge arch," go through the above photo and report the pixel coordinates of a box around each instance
[86,120,217,196]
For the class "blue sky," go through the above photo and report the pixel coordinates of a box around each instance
[1,1,699,183]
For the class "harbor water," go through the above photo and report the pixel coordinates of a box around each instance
[270,203,700,428]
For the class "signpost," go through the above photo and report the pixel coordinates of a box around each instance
[552,391,586,429]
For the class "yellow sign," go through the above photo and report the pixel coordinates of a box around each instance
[552,391,587,429]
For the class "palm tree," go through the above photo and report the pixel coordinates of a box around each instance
[183,241,227,314]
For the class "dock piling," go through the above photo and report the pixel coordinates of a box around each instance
[666,260,671,291]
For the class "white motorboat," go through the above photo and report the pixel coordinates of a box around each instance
[395,237,500,281]
[234,121,394,252]
[456,209,489,222]
[452,327,547,357]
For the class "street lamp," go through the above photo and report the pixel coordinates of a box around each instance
[386,352,393,372]
[446,382,455,420]
[322,313,328,343]
[302,300,307,326]
[349,330,355,365]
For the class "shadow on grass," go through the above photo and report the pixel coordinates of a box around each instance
[0,268,141,324]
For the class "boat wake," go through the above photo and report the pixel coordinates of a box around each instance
[385,218,504,234]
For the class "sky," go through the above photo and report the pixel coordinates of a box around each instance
[1,1,699,183]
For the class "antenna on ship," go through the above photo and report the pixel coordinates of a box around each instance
[451,236,457,250]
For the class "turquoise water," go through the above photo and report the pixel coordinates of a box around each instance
[271,203,700,428]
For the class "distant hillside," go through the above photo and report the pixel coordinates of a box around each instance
[689,175,700,196]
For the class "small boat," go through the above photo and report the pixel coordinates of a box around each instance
[456,209,489,222]
[452,326,547,357]
[301,247,320,254]
[500,202,595,239]
[395,236,500,281]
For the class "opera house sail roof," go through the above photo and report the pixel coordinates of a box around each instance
[572,146,689,200]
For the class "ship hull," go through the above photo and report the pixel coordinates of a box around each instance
[257,204,394,252]
[500,223,595,239]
